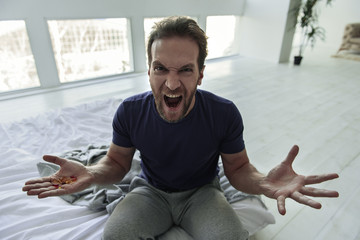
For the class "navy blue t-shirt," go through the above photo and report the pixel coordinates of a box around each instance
[112,89,245,191]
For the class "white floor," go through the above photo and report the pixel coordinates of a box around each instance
[1,52,360,240]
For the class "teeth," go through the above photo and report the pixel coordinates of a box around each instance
[165,94,180,98]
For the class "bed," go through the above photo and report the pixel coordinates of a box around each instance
[0,98,275,239]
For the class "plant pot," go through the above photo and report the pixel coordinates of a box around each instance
[294,56,303,65]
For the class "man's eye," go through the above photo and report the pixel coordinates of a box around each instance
[154,66,166,72]
[180,68,193,73]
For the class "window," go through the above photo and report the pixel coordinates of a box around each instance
[0,20,40,92]
[144,17,165,64]
[48,18,132,83]
[144,18,165,44]
[206,16,240,59]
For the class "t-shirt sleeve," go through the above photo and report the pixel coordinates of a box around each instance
[112,102,133,147]
[219,102,245,154]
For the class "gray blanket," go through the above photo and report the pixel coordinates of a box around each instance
[37,145,266,214]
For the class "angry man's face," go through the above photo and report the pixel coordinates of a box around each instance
[148,36,204,123]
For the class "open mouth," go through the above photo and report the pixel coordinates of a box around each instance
[164,94,182,108]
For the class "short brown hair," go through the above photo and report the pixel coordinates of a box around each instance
[147,16,208,71]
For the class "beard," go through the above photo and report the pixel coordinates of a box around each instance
[153,84,197,123]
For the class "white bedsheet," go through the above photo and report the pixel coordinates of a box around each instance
[0,98,274,239]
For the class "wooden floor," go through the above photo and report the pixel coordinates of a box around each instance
[1,53,360,239]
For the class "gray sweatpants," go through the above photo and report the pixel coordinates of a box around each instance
[103,177,249,240]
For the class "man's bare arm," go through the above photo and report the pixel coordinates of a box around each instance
[88,143,136,184]
[221,145,339,215]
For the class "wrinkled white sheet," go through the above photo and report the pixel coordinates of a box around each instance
[0,98,274,240]
[0,98,119,240]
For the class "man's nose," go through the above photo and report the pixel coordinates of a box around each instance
[165,71,181,90]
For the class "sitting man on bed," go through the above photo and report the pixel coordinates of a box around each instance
[23,16,339,240]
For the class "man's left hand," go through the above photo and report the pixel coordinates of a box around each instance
[261,145,339,215]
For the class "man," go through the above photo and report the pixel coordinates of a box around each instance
[23,16,339,240]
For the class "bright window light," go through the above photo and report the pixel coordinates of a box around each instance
[0,20,40,92]
[48,18,132,83]
[144,17,166,65]
[206,15,240,59]
[144,17,165,47]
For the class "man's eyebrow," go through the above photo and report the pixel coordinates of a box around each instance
[152,60,164,66]
[152,61,195,70]
[180,63,195,69]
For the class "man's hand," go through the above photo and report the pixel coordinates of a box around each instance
[261,145,339,215]
[22,155,94,198]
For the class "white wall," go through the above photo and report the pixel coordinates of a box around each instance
[238,0,360,63]
[237,0,292,63]
[303,0,360,58]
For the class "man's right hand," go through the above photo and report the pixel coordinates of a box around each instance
[22,155,94,199]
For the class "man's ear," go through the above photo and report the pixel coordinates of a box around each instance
[198,65,205,86]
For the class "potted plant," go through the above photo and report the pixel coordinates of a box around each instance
[292,0,334,65]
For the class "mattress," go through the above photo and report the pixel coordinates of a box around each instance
[0,98,274,239]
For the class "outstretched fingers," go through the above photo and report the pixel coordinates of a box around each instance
[22,155,86,199]
[23,177,51,186]
[277,191,322,215]
[291,191,322,209]
[43,155,67,166]
[24,180,74,198]
[22,180,52,192]
[276,195,287,215]
[300,186,339,198]
[38,187,69,198]
[277,186,339,215]
[27,185,57,197]
[30,186,69,198]
[304,173,339,185]
[282,145,299,166]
